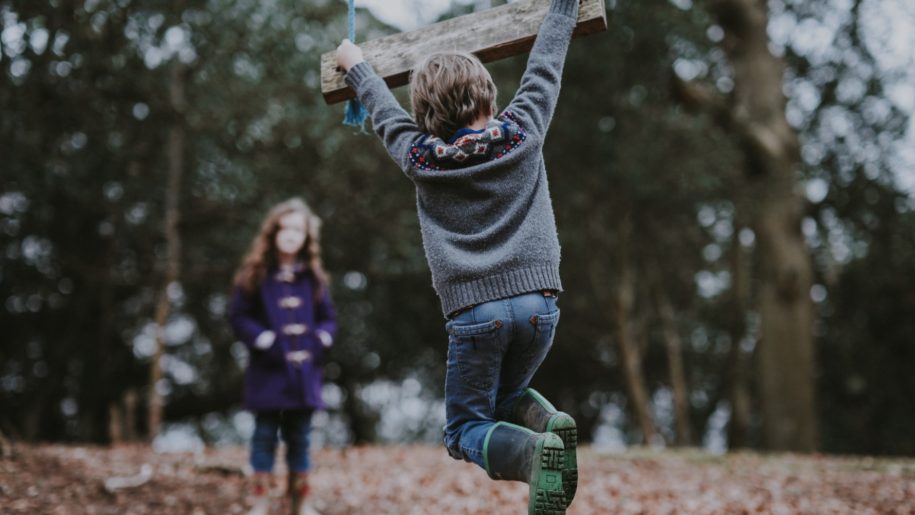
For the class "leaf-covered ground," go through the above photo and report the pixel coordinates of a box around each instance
[1,444,913,514]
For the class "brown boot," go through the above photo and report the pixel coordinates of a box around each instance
[287,472,320,515]
[247,472,273,515]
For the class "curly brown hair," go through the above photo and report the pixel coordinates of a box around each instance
[232,198,329,299]
[410,52,498,140]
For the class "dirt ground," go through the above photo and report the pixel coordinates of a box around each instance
[1,444,913,514]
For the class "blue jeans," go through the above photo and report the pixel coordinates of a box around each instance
[443,291,560,467]
[250,409,313,473]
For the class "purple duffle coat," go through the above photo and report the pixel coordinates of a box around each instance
[228,267,337,412]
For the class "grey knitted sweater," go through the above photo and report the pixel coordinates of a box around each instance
[345,0,579,316]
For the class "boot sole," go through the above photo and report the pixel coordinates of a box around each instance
[529,433,567,515]
[547,413,578,507]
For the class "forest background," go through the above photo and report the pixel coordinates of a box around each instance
[2,0,914,460]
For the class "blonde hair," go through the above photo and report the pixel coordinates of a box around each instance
[410,52,498,140]
[233,197,329,298]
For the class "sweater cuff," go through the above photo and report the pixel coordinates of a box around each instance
[345,61,376,91]
[549,0,579,18]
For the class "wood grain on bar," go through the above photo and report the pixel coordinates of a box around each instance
[320,0,607,105]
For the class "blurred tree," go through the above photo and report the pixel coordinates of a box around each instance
[771,0,915,454]
[655,286,692,446]
[715,0,817,453]
[675,0,817,451]
[148,60,186,441]
[673,0,913,453]
[1,0,171,441]
[723,211,753,449]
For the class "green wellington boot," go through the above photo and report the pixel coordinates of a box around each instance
[483,422,567,515]
[509,388,578,505]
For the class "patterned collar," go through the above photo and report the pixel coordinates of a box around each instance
[447,125,488,144]
[409,111,527,172]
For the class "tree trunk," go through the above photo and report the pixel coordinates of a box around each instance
[0,428,12,458]
[754,195,816,451]
[91,236,116,443]
[725,223,752,449]
[21,390,48,441]
[148,62,186,441]
[343,380,378,444]
[124,389,138,442]
[656,292,692,446]
[594,217,657,445]
[109,402,124,445]
[709,0,817,451]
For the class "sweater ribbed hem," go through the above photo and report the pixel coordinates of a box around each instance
[437,264,563,316]
[549,0,579,18]
[345,61,375,89]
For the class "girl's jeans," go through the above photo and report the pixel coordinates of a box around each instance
[443,291,560,467]
[250,409,313,473]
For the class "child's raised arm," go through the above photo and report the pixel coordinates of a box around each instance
[505,0,580,138]
[336,40,424,176]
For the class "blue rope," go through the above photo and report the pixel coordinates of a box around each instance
[347,0,356,41]
[343,0,368,129]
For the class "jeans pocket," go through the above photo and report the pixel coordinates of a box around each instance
[521,308,560,373]
[532,309,560,341]
[448,319,503,391]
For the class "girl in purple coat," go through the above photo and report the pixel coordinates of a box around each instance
[229,197,337,515]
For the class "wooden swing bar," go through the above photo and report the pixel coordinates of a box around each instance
[320,0,607,105]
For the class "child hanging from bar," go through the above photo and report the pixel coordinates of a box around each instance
[335,0,581,513]
[229,198,336,515]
